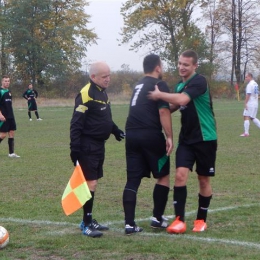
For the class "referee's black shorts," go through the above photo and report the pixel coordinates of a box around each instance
[125,130,170,179]
[78,137,105,181]
[176,140,217,176]
[0,118,17,132]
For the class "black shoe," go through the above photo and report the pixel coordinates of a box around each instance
[82,224,103,238]
[150,217,168,228]
[125,224,143,235]
[92,219,109,231]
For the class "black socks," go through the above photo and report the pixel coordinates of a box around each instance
[153,184,169,221]
[83,191,95,225]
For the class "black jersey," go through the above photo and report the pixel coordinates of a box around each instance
[0,88,14,119]
[22,89,38,100]
[126,76,170,132]
[175,73,217,144]
[70,80,118,150]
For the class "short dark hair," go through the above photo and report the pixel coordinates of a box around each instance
[247,72,253,78]
[143,54,161,74]
[181,50,198,64]
[2,75,10,80]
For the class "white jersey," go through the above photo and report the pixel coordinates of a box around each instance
[246,79,259,107]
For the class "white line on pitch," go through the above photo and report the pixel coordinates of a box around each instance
[105,203,260,225]
[1,203,260,250]
[0,203,258,227]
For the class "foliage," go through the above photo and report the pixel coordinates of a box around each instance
[109,66,143,94]
[200,0,260,91]
[1,0,97,87]
[0,0,13,75]
[120,0,212,72]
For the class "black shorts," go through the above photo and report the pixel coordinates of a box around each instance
[78,137,105,181]
[0,118,17,132]
[28,100,38,111]
[125,130,170,179]
[176,140,217,176]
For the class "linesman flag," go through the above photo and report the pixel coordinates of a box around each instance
[61,163,92,216]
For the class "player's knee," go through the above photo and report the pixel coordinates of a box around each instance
[0,133,7,139]
[124,178,141,193]
[198,176,210,189]
[157,174,170,187]
[87,180,98,191]
[175,170,188,185]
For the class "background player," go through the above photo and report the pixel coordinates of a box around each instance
[240,73,260,137]
[0,75,20,158]
[22,83,42,121]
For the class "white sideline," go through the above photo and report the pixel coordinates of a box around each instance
[0,203,260,250]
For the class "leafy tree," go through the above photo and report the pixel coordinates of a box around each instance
[120,0,211,73]
[0,0,12,76]
[200,0,223,80]
[7,0,97,87]
[202,0,260,91]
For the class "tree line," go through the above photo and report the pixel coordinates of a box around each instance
[1,0,260,98]
[120,0,260,94]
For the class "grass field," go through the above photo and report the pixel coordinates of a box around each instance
[1,98,260,259]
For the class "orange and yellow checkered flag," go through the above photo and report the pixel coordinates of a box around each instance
[61,163,92,216]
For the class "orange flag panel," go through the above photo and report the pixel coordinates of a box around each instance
[61,163,92,216]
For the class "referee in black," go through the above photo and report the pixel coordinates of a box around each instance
[123,54,173,235]
[22,83,42,121]
[70,61,125,238]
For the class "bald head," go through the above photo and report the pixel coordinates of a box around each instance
[89,62,111,89]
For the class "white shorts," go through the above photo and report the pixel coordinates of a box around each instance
[243,106,258,118]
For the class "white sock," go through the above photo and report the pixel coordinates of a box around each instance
[253,118,260,128]
[244,120,250,134]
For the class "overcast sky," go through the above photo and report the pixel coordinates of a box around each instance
[85,0,144,72]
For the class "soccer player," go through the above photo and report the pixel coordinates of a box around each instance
[0,75,20,158]
[22,83,42,121]
[70,61,125,238]
[240,73,260,137]
[122,54,173,235]
[148,50,217,233]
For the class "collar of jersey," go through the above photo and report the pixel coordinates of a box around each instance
[176,73,197,92]
[90,79,105,92]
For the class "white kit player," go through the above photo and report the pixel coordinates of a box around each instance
[240,73,260,137]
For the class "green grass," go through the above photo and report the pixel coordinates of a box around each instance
[1,99,260,259]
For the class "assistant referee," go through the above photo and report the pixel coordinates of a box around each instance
[70,61,125,238]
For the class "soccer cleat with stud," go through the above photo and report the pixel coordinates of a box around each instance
[82,224,103,238]
[37,118,43,121]
[240,133,249,137]
[166,216,186,234]
[150,217,168,228]
[125,224,143,235]
[92,219,109,231]
[8,153,20,158]
[29,118,32,121]
[192,219,207,232]
[79,220,109,231]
